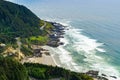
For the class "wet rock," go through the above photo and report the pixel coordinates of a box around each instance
[86,70,99,75]
[110,76,117,79]
[59,42,64,45]
[47,41,59,47]
[86,70,99,78]
[98,76,108,80]
[102,74,107,77]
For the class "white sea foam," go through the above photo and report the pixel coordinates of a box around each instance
[57,38,80,71]
[60,38,69,46]
[66,27,120,80]
[44,18,120,80]
[65,28,105,53]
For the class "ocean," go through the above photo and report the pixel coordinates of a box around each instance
[10,0,120,80]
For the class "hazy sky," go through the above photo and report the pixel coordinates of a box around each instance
[6,0,120,20]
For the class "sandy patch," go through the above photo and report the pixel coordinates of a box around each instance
[21,54,56,66]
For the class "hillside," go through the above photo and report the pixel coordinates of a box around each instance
[0,56,29,80]
[0,0,41,44]
[24,63,93,80]
[0,1,94,80]
[0,0,55,60]
[0,56,93,80]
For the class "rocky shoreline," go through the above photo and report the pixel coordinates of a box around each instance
[47,22,66,47]
[29,22,66,57]
[85,70,108,80]
[85,70,118,80]
[30,22,66,57]
[45,22,118,80]
[30,22,117,80]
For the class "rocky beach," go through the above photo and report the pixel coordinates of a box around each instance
[21,22,66,66]
[22,21,113,80]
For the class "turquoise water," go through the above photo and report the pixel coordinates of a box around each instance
[10,0,120,79]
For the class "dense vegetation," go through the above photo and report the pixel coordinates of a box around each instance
[0,44,7,53]
[0,0,41,44]
[0,58,93,80]
[0,56,93,80]
[20,44,33,56]
[24,63,93,80]
[0,56,29,80]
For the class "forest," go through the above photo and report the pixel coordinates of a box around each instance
[24,63,93,80]
[0,56,29,80]
[0,0,41,44]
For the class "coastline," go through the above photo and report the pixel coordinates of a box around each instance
[21,22,66,67]
[21,21,117,80]
[40,22,115,80]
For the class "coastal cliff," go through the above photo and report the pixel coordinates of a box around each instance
[0,0,94,80]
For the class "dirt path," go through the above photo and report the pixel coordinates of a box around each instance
[40,21,46,30]
[16,37,22,59]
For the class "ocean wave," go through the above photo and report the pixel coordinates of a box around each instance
[44,18,120,80]
[65,26,120,80]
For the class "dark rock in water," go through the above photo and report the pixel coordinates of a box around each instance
[66,28,69,30]
[47,41,59,47]
[86,70,99,75]
[59,42,64,45]
[98,76,108,80]
[86,70,99,78]
[60,36,64,38]
[86,70,109,80]
[102,77,108,80]
[110,76,117,79]
[102,74,107,77]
